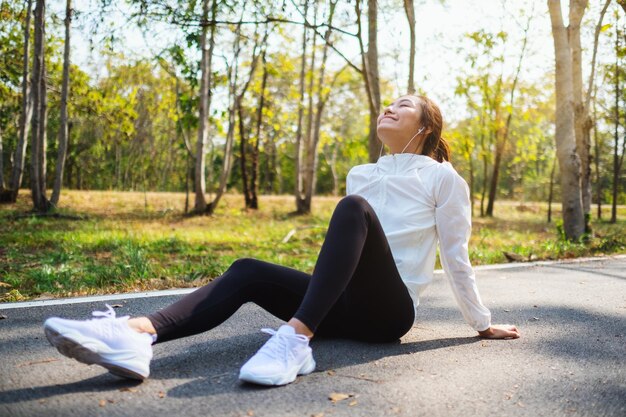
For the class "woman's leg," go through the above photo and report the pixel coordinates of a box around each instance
[145,194,414,344]
[296,194,415,342]
[145,258,312,343]
[238,194,414,385]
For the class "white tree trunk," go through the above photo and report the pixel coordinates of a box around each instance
[548,0,585,240]
[569,0,590,230]
[51,0,71,207]
[193,0,213,213]
[403,0,416,94]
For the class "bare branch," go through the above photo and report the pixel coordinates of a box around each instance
[584,0,611,112]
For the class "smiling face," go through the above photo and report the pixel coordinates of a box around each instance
[376,95,425,154]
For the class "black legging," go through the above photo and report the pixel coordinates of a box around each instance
[147,194,415,343]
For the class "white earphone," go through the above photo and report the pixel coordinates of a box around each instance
[378,126,426,157]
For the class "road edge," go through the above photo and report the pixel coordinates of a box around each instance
[1,253,625,310]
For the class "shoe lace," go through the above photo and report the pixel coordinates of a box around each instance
[92,304,129,321]
[259,328,307,363]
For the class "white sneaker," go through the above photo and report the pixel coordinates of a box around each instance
[43,304,154,380]
[239,324,316,386]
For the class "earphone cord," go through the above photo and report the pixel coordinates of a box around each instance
[378,128,423,158]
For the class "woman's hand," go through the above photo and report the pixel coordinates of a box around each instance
[478,324,520,339]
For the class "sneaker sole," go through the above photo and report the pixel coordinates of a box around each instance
[44,326,148,381]
[238,353,316,386]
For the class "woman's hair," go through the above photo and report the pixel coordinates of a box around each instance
[413,95,451,163]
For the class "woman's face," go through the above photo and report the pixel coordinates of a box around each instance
[376,95,424,151]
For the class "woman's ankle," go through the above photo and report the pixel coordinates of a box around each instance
[287,318,314,339]
[127,317,157,336]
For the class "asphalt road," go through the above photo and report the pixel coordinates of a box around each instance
[1,255,625,417]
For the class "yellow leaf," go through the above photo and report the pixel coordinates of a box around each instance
[329,392,351,402]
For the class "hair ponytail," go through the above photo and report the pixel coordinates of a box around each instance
[433,136,451,163]
[413,95,450,163]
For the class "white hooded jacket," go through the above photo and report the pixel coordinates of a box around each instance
[346,153,492,331]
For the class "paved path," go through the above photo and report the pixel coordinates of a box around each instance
[1,256,625,417]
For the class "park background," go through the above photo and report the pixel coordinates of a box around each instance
[0,0,625,303]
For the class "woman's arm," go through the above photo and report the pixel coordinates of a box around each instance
[434,164,519,339]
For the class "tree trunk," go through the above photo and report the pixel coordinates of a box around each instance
[593,91,601,220]
[193,0,216,213]
[296,1,318,214]
[51,0,71,207]
[569,0,591,232]
[611,17,620,224]
[239,102,256,209]
[233,24,267,211]
[485,14,531,217]
[294,0,309,213]
[205,87,235,215]
[548,0,585,240]
[206,12,246,215]
[548,154,556,223]
[366,0,381,162]
[299,0,336,213]
[30,0,50,212]
[584,0,611,222]
[249,49,269,210]
[485,139,502,216]
[0,126,4,190]
[403,0,416,94]
[267,130,277,193]
[356,0,381,163]
[7,0,34,202]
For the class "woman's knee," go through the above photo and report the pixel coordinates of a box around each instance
[336,194,370,213]
[227,257,262,274]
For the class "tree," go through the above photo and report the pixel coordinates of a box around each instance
[29,0,51,212]
[205,11,246,215]
[4,0,33,202]
[403,0,416,94]
[294,0,340,214]
[454,27,530,218]
[610,9,625,223]
[193,0,217,213]
[51,0,71,207]
[356,0,381,162]
[586,1,612,220]
[238,24,272,210]
[547,0,585,240]
[485,14,531,217]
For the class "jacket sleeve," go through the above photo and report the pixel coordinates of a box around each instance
[434,164,491,332]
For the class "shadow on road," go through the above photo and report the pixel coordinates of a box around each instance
[0,374,141,405]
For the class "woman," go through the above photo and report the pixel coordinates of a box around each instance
[43,94,520,387]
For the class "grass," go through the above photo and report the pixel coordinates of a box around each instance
[1,190,625,302]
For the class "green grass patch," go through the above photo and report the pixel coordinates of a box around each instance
[1,191,625,301]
